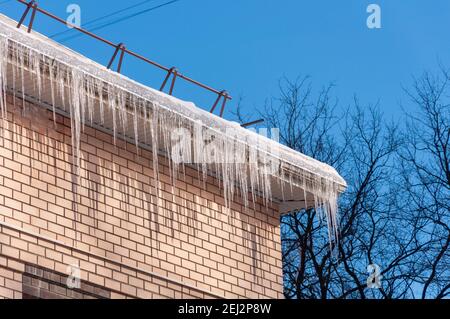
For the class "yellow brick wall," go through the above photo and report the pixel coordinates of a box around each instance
[0,259,22,299]
[0,94,283,299]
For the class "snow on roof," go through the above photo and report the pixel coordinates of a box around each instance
[0,14,346,239]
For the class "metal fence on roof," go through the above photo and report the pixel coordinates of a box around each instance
[15,0,232,117]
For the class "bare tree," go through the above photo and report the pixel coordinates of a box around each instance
[273,79,404,299]
[236,75,449,299]
[397,67,450,299]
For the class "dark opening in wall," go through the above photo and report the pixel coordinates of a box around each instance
[22,264,111,299]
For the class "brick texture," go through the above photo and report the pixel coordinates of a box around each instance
[0,94,284,299]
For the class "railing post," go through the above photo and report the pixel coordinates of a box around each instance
[117,44,126,73]
[14,1,233,115]
[107,43,126,73]
[17,0,38,33]
[27,2,38,33]
[241,119,264,128]
[210,91,225,114]
[210,91,229,118]
[219,92,229,118]
[160,67,178,94]
[168,69,178,95]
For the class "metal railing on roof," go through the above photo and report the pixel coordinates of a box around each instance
[15,0,232,117]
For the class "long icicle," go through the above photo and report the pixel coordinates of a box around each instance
[0,35,343,244]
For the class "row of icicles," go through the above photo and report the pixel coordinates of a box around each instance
[0,35,340,243]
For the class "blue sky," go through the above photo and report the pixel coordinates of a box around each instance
[1,0,450,121]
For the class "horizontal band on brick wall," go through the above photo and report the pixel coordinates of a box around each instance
[0,221,225,299]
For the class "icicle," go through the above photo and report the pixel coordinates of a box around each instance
[149,104,161,212]
[132,95,139,151]
[11,40,16,108]
[69,69,83,176]
[97,79,104,125]
[0,37,8,123]
[117,89,127,135]
[48,59,56,124]
[108,84,117,144]
[85,75,94,125]
[0,27,345,245]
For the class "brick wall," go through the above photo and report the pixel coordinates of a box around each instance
[0,260,22,299]
[0,94,284,299]
[22,263,112,299]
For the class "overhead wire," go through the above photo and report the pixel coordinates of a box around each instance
[50,0,157,39]
[59,0,182,43]
[0,0,13,6]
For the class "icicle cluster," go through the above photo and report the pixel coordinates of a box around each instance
[0,27,345,242]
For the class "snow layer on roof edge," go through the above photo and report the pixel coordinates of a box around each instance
[0,15,345,242]
[0,15,345,188]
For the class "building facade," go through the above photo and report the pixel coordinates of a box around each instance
[0,94,284,299]
[0,13,345,299]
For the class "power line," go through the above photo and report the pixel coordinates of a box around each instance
[86,0,182,32]
[59,0,182,43]
[50,0,157,39]
[0,0,13,6]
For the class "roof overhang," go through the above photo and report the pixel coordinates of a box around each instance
[0,14,346,216]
